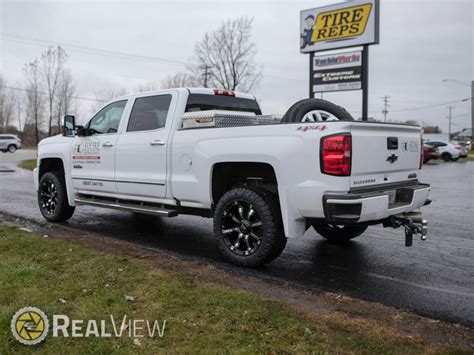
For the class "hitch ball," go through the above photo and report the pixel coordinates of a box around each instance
[421,219,428,241]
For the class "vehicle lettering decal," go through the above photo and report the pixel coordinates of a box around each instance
[72,142,101,165]
[296,125,328,132]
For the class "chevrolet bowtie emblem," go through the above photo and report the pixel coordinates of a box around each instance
[387,154,398,163]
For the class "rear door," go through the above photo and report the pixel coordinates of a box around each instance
[350,123,421,188]
[114,92,176,199]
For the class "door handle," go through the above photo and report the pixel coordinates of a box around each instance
[102,141,114,147]
[150,140,165,146]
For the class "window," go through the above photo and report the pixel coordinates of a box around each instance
[87,100,127,134]
[127,95,172,132]
[185,94,261,114]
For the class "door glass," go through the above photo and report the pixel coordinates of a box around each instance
[127,95,172,132]
[88,100,127,134]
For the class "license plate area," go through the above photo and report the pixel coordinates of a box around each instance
[388,187,415,209]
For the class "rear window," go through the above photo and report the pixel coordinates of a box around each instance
[185,94,261,115]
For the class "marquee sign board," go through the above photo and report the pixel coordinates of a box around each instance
[312,50,362,93]
[300,0,379,53]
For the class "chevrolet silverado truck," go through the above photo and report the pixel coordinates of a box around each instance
[34,88,430,267]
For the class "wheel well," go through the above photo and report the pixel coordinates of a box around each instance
[39,158,65,179]
[211,162,278,204]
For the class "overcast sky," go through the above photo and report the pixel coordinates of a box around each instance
[1,0,472,131]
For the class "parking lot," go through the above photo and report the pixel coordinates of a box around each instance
[0,151,473,325]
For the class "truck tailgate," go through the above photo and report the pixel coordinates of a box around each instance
[350,123,421,189]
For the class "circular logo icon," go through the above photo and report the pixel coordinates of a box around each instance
[11,307,49,345]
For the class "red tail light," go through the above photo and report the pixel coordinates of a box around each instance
[454,145,461,150]
[320,134,351,176]
[419,136,423,169]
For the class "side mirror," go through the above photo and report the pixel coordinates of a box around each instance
[63,115,75,137]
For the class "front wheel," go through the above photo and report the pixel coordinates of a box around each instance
[38,171,75,222]
[214,187,286,267]
[313,224,367,243]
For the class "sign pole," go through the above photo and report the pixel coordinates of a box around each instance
[362,45,369,121]
[309,51,314,98]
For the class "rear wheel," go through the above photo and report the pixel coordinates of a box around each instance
[214,187,286,267]
[38,171,75,222]
[8,145,17,153]
[313,224,367,243]
[441,152,452,162]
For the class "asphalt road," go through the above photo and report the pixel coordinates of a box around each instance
[1,150,473,326]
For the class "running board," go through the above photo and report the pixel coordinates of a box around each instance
[74,197,178,217]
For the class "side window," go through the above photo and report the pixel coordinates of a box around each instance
[88,100,127,134]
[127,95,172,132]
[438,143,447,147]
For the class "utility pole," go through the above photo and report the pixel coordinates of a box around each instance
[381,95,390,122]
[447,105,454,139]
[201,65,211,88]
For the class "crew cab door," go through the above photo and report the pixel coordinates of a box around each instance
[114,92,176,199]
[71,100,128,194]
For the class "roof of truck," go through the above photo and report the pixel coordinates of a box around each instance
[114,87,256,101]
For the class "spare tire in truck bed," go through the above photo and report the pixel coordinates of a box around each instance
[281,98,355,123]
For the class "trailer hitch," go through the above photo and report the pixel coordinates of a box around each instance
[384,212,428,246]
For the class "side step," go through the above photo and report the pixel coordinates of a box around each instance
[74,196,178,217]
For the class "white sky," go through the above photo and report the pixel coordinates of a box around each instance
[1,0,472,131]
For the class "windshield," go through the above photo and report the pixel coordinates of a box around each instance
[185,94,261,115]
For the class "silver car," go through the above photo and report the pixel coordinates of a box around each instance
[0,134,22,153]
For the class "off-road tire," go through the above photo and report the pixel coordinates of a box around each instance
[441,152,452,162]
[214,187,286,267]
[313,224,367,243]
[38,171,75,222]
[8,145,17,153]
[281,98,354,123]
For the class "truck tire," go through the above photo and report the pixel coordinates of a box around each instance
[441,152,452,162]
[8,145,17,153]
[38,171,75,222]
[313,224,367,243]
[281,98,354,123]
[214,187,286,267]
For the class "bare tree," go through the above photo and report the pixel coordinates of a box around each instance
[12,81,26,134]
[90,88,127,113]
[136,81,161,93]
[24,59,45,144]
[41,45,68,136]
[161,72,197,89]
[0,75,14,132]
[54,69,77,134]
[188,17,262,92]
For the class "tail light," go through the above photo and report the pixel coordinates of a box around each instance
[419,136,423,169]
[454,145,461,150]
[320,134,351,176]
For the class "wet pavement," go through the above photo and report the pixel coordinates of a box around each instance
[1,151,473,326]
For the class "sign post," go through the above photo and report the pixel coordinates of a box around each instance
[300,0,379,121]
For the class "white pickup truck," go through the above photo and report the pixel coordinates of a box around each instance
[34,88,431,267]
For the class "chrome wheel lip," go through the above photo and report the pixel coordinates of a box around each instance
[40,180,58,215]
[221,200,263,257]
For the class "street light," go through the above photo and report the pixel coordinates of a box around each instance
[442,79,473,149]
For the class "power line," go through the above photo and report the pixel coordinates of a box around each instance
[0,33,186,66]
[390,98,470,112]
[0,84,105,103]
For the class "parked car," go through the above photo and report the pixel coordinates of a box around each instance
[33,89,431,267]
[452,141,469,158]
[423,144,439,163]
[0,134,22,153]
[424,141,460,161]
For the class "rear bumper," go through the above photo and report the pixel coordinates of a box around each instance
[323,182,431,224]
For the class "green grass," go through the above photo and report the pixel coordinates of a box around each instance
[19,159,37,171]
[0,227,464,353]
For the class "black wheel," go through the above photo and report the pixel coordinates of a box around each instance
[38,171,75,222]
[441,152,452,162]
[281,98,354,123]
[214,187,286,267]
[313,224,367,243]
[8,145,17,153]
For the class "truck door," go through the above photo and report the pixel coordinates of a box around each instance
[71,100,128,194]
[114,92,176,199]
